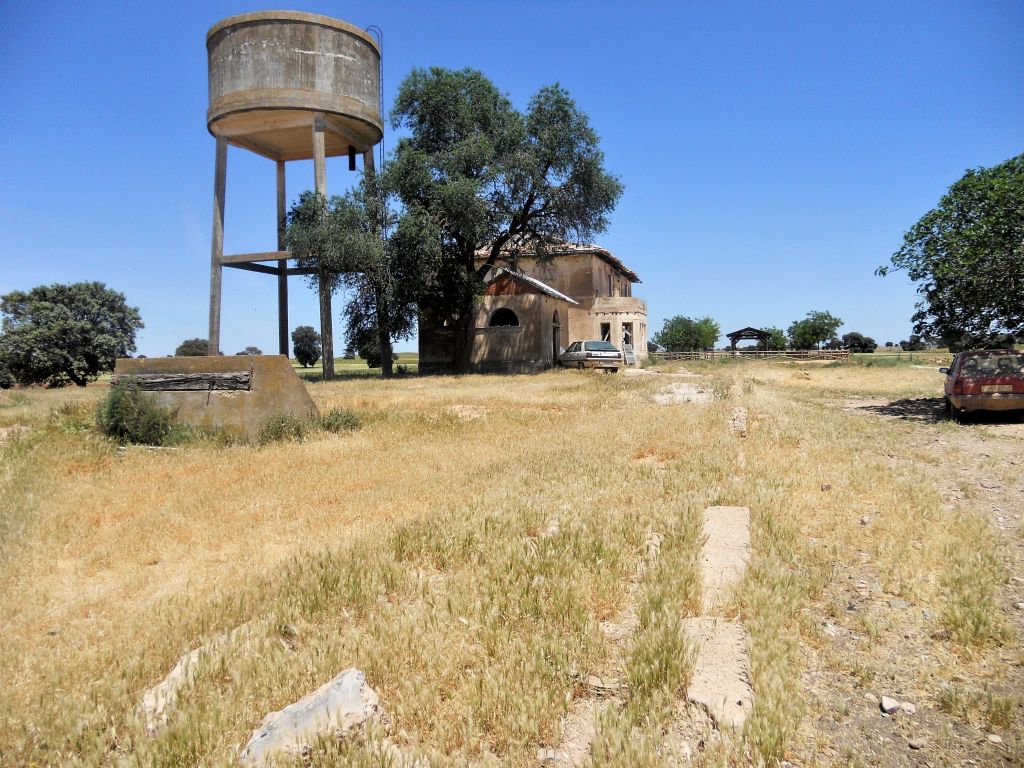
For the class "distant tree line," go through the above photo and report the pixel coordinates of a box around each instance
[649,310,886,354]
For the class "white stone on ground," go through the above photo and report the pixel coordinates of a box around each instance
[729,407,748,437]
[880,696,900,714]
[653,382,714,405]
[238,668,379,766]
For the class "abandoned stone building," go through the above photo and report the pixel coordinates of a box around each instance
[418,243,647,374]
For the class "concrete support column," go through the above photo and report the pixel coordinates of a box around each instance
[276,160,289,357]
[363,149,375,173]
[312,113,334,379]
[208,136,227,356]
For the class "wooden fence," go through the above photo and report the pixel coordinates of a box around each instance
[650,349,852,361]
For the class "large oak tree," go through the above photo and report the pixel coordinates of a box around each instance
[878,153,1024,348]
[385,68,623,372]
[0,282,142,387]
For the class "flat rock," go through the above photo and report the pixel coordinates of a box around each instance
[653,382,714,405]
[700,506,750,612]
[683,617,753,730]
[729,407,748,437]
[909,737,927,750]
[900,701,916,715]
[586,675,620,695]
[889,598,910,610]
[143,622,255,736]
[239,668,379,766]
[987,733,1003,744]
[880,696,900,714]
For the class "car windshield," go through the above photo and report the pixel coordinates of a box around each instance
[961,354,1024,376]
[584,341,618,351]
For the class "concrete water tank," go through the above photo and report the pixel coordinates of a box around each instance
[206,11,382,161]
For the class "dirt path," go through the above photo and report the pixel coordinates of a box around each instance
[797,396,1024,766]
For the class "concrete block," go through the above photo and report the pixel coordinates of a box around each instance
[113,355,318,439]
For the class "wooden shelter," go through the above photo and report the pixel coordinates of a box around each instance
[726,327,771,351]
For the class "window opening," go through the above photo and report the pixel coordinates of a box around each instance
[489,308,519,327]
[622,322,633,348]
[600,322,611,342]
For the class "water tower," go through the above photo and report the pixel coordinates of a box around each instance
[205,11,382,377]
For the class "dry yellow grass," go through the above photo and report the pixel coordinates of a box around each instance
[0,360,1018,766]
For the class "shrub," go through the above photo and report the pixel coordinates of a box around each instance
[96,380,176,445]
[0,360,14,389]
[257,413,308,445]
[317,407,360,433]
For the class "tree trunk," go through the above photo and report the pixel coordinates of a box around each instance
[452,259,477,374]
[375,286,393,379]
[452,313,474,374]
[318,268,335,380]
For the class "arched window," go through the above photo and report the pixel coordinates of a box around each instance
[489,308,519,327]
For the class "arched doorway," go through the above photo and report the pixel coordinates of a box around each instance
[552,310,561,362]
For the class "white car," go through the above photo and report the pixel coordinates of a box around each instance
[559,340,623,372]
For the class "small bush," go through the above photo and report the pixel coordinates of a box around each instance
[0,360,14,389]
[317,407,360,433]
[96,380,176,445]
[257,413,308,445]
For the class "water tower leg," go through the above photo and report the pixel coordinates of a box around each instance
[276,160,289,357]
[208,136,227,356]
[312,113,334,379]
[363,149,375,173]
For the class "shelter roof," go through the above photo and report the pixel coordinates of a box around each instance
[727,327,771,339]
[487,268,579,305]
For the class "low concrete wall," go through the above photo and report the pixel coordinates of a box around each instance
[113,355,318,439]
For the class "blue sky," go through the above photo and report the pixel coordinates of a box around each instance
[1,1,1021,355]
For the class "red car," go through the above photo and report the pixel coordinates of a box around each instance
[941,350,1024,421]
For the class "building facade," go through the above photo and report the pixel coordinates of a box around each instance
[418,243,647,374]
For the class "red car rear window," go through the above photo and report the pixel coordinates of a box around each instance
[959,354,1024,376]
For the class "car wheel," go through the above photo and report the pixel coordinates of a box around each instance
[948,399,965,424]
[609,367,618,373]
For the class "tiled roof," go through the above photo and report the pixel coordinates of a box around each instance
[478,237,641,283]
[488,268,580,305]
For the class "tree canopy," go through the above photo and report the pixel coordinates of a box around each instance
[653,316,720,352]
[878,153,1024,347]
[787,311,843,350]
[385,67,623,371]
[759,326,787,351]
[841,332,876,353]
[0,282,142,387]
[288,174,434,378]
[175,338,211,357]
[291,326,321,368]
